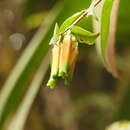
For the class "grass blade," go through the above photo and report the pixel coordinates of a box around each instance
[7,53,50,130]
[0,2,63,129]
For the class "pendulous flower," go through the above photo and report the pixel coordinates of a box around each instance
[47,32,78,88]
[47,23,99,88]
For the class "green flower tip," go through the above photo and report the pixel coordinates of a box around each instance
[58,63,69,77]
[47,78,57,89]
[64,76,73,86]
[59,61,71,75]
[58,71,66,77]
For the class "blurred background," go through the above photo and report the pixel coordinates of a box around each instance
[0,0,130,130]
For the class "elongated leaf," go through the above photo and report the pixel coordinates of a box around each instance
[59,12,83,32]
[101,0,114,58]
[93,0,119,77]
[0,2,63,129]
[53,23,60,36]
[7,53,50,130]
[72,26,99,45]
[105,0,120,78]
[49,23,60,45]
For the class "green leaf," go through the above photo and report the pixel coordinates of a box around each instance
[72,26,99,45]
[53,23,60,36]
[7,54,50,130]
[0,2,63,129]
[101,0,114,58]
[93,0,119,77]
[59,12,83,32]
[49,23,60,45]
[100,0,119,77]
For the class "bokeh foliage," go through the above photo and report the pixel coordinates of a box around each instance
[0,0,130,130]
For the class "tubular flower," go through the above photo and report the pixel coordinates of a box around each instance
[47,33,78,88]
[59,34,78,84]
[47,21,99,88]
[47,43,61,88]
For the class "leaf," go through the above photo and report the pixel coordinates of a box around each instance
[105,0,120,78]
[0,2,63,129]
[59,12,83,33]
[101,0,114,58]
[53,23,60,36]
[93,0,119,77]
[101,0,119,77]
[49,23,60,45]
[71,26,99,45]
[7,54,50,130]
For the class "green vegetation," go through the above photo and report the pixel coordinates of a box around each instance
[0,0,130,130]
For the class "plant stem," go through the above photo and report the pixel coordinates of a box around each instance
[94,0,102,7]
